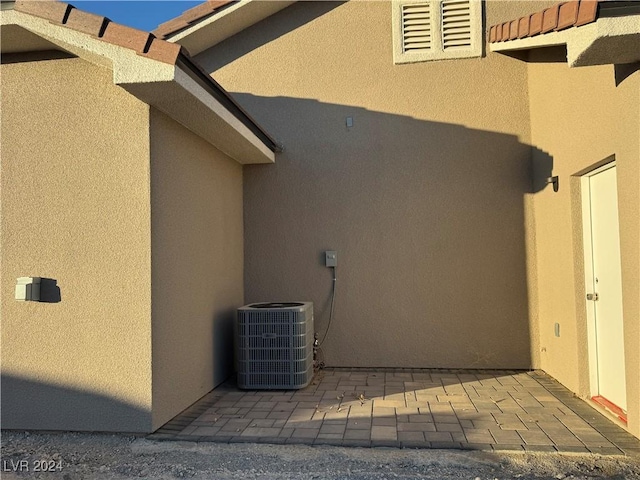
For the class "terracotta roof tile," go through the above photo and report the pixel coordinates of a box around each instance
[489,25,497,43]
[153,17,190,39]
[576,0,599,26]
[14,0,72,22]
[557,1,580,30]
[145,37,183,65]
[489,0,602,43]
[502,22,510,42]
[14,1,186,65]
[542,4,560,33]
[180,1,226,23]
[530,11,544,36]
[509,20,519,40]
[66,8,108,36]
[102,22,153,53]
[518,16,530,39]
[153,0,236,40]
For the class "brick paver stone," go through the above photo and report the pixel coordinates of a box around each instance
[371,426,397,441]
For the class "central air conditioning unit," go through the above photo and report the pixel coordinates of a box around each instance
[236,302,314,390]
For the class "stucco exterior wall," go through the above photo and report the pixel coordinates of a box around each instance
[527,59,640,437]
[197,1,546,369]
[149,108,244,429]
[0,58,153,432]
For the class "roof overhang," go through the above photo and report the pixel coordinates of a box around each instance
[1,7,276,164]
[491,15,640,67]
[166,0,295,55]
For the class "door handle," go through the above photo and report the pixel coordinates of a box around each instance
[587,293,599,301]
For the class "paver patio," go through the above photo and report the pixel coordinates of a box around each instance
[150,369,640,455]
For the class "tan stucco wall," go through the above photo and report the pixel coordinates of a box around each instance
[527,59,640,437]
[149,108,244,429]
[0,58,153,432]
[197,1,546,369]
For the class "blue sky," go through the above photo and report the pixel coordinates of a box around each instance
[73,1,202,32]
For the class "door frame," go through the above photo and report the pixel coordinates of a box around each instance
[579,158,621,400]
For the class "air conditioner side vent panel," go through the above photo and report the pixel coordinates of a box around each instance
[236,302,314,389]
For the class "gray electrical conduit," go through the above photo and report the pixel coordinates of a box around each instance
[318,265,337,347]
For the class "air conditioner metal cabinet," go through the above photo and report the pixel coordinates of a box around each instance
[236,302,314,390]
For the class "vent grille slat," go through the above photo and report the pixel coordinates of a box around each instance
[443,28,472,35]
[404,22,432,28]
[402,3,431,52]
[442,11,470,17]
[404,31,432,37]
[442,0,471,50]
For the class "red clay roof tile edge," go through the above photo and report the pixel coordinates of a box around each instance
[501,22,510,42]
[541,4,560,33]
[518,16,530,39]
[575,0,599,27]
[14,0,184,65]
[152,0,236,40]
[556,1,580,31]
[488,0,601,43]
[509,20,519,40]
[529,11,544,37]
[66,8,108,37]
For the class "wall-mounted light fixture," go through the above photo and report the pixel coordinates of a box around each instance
[546,176,559,192]
[15,277,41,301]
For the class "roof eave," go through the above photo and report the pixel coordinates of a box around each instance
[164,0,295,55]
[490,15,640,67]
[118,62,276,165]
[1,7,276,164]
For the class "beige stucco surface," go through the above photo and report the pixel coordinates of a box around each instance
[527,59,640,437]
[1,58,153,432]
[198,1,551,369]
[149,108,244,429]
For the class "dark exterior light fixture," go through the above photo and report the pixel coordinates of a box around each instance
[547,176,559,192]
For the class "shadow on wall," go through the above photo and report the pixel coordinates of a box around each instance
[1,374,149,432]
[196,1,345,71]
[39,278,62,303]
[212,307,237,380]
[615,62,640,86]
[235,94,555,369]
[531,148,555,193]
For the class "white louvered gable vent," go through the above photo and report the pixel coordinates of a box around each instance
[393,0,482,64]
[442,0,472,50]
[402,3,432,53]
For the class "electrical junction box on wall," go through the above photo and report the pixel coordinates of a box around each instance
[325,251,337,267]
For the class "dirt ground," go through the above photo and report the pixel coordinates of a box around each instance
[1,431,639,479]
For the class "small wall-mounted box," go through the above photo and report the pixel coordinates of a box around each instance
[325,251,337,267]
[15,277,41,301]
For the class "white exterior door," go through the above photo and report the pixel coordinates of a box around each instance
[584,164,626,411]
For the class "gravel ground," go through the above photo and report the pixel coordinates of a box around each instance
[1,431,639,479]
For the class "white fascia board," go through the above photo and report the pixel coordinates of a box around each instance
[118,67,275,164]
[489,30,568,53]
[168,0,295,55]
[174,67,275,163]
[490,14,640,67]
